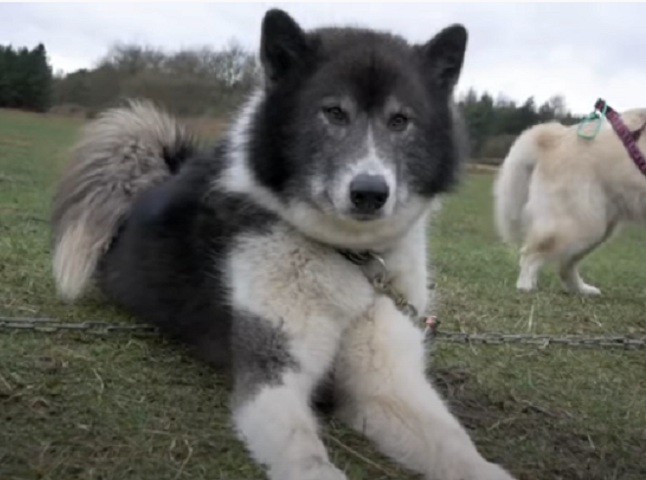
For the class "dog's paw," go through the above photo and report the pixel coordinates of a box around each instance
[476,462,517,480]
[274,459,347,480]
[425,442,516,480]
[516,283,536,293]
[433,461,515,480]
[297,463,347,480]
[578,284,601,296]
[564,282,601,296]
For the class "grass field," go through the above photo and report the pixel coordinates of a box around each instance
[1,108,645,480]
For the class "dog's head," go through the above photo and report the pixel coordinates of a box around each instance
[237,9,469,249]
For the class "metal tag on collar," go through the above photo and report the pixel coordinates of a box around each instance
[339,249,420,320]
[338,249,387,281]
[357,252,389,288]
[361,253,421,318]
[338,249,374,266]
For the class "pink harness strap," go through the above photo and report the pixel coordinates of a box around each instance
[594,98,646,176]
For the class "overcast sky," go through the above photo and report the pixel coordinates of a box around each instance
[1,2,645,115]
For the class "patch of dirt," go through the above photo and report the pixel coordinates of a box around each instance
[430,367,646,480]
[183,117,229,141]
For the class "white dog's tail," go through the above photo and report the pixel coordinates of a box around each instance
[493,125,546,245]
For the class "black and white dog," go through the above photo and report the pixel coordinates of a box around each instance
[51,9,515,480]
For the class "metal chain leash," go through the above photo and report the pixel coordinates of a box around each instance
[334,250,646,351]
[429,331,646,350]
[0,317,157,335]
[2,316,644,350]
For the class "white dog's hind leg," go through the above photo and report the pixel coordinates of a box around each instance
[231,314,347,480]
[558,229,613,296]
[334,298,516,480]
[559,264,601,296]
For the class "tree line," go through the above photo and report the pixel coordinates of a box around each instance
[52,42,259,118]
[457,89,583,160]
[2,41,585,160]
[0,44,53,112]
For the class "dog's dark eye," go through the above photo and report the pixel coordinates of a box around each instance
[323,106,349,126]
[388,113,409,132]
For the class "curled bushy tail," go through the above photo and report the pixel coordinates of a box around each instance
[51,100,197,301]
[493,126,541,245]
[493,122,567,244]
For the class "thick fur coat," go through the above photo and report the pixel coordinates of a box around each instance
[51,9,516,480]
[494,108,646,294]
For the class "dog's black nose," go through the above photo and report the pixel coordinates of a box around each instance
[349,174,389,213]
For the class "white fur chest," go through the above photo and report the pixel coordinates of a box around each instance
[227,216,430,336]
[379,218,431,317]
[227,225,376,336]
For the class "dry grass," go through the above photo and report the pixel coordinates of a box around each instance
[182,117,229,141]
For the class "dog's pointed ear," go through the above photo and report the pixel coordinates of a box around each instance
[418,24,468,91]
[260,9,310,83]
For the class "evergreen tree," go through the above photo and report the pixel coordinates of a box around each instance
[28,43,54,111]
[0,43,53,111]
[0,45,17,107]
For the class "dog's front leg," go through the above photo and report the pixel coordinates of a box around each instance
[230,311,347,480]
[334,297,516,480]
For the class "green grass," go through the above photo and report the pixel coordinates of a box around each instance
[1,108,645,480]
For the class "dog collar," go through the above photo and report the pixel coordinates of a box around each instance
[594,98,646,176]
[337,249,439,334]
